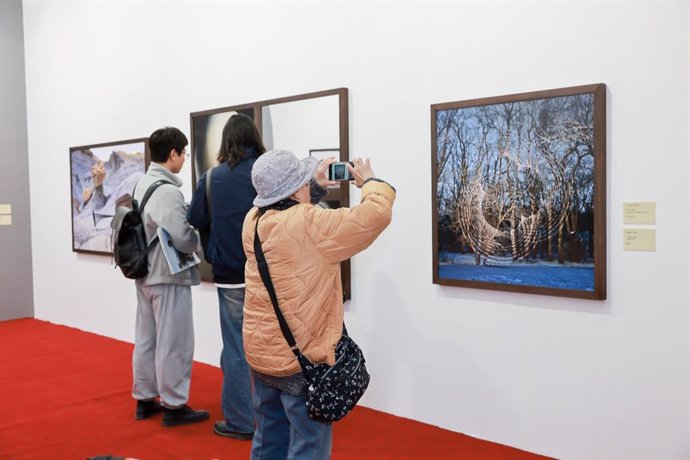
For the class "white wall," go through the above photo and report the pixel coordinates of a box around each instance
[23,1,689,459]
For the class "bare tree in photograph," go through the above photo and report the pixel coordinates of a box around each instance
[433,84,605,298]
[442,98,579,266]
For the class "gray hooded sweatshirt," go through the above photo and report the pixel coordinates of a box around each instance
[133,162,201,286]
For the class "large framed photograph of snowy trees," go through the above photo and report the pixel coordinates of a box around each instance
[432,84,606,300]
[70,138,149,255]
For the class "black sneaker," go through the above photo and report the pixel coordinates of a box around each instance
[161,405,209,427]
[135,399,163,420]
[213,421,254,440]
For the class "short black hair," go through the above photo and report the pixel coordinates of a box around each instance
[148,127,188,163]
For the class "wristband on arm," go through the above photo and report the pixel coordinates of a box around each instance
[362,177,396,192]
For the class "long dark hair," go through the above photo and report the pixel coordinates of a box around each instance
[216,113,266,168]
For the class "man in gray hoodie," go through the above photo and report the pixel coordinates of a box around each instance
[131,126,208,427]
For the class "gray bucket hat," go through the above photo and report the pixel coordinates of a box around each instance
[252,150,319,207]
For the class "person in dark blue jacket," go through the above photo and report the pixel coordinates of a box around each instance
[187,113,265,439]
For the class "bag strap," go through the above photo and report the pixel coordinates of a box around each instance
[139,180,171,213]
[137,179,172,251]
[205,166,214,219]
[253,217,302,357]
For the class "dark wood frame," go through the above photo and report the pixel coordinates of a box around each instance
[190,88,351,298]
[431,84,607,300]
[309,148,340,159]
[69,137,150,255]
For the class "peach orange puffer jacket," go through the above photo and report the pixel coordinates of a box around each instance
[242,180,396,376]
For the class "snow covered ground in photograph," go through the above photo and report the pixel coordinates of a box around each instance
[438,253,594,291]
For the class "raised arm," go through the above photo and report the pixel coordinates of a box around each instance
[305,158,396,263]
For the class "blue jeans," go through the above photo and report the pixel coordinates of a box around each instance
[218,287,254,433]
[251,378,332,460]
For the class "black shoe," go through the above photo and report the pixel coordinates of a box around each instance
[135,399,163,420]
[213,421,254,440]
[161,404,209,427]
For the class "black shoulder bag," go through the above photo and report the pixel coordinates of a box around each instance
[253,218,370,422]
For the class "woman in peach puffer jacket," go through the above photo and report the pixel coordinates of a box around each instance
[242,150,395,460]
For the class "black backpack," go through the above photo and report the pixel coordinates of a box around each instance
[111,180,170,279]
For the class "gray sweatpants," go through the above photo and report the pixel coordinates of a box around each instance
[132,282,194,408]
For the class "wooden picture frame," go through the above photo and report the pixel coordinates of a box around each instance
[431,84,607,300]
[70,138,149,255]
[309,148,340,161]
[190,89,352,299]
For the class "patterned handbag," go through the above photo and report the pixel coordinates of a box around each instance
[254,219,370,422]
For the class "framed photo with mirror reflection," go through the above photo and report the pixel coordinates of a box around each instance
[190,89,352,298]
[431,84,606,300]
[190,105,257,186]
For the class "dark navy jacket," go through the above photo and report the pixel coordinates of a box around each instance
[187,150,259,284]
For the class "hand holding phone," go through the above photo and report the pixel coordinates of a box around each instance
[314,157,338,188]
[348,158,375,188]
[328,162,354,181]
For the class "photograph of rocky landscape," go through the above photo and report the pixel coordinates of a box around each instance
[70,139,147,254]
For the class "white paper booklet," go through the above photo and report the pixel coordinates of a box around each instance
[157,227,201,275]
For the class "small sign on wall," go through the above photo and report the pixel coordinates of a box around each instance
[0,204,11,226]
[622,201,656,252]
[623,202,655,225]
[623,229,656,252]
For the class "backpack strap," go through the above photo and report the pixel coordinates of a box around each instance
[139,180,171,213]
[137,179,173,251]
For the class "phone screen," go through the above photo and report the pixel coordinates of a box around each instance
[329,162,353,181]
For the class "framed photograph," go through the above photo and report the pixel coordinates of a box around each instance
[189,89,351,294]
[432,84,606,299]
[190,105,256,186]
[70,138,149,255]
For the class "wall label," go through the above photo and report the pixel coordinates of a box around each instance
[623,229,655,252]
[623,202,655,225]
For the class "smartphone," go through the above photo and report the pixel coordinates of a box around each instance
[328,161,354,181]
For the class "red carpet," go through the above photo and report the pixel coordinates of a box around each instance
[0,319,550,459]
